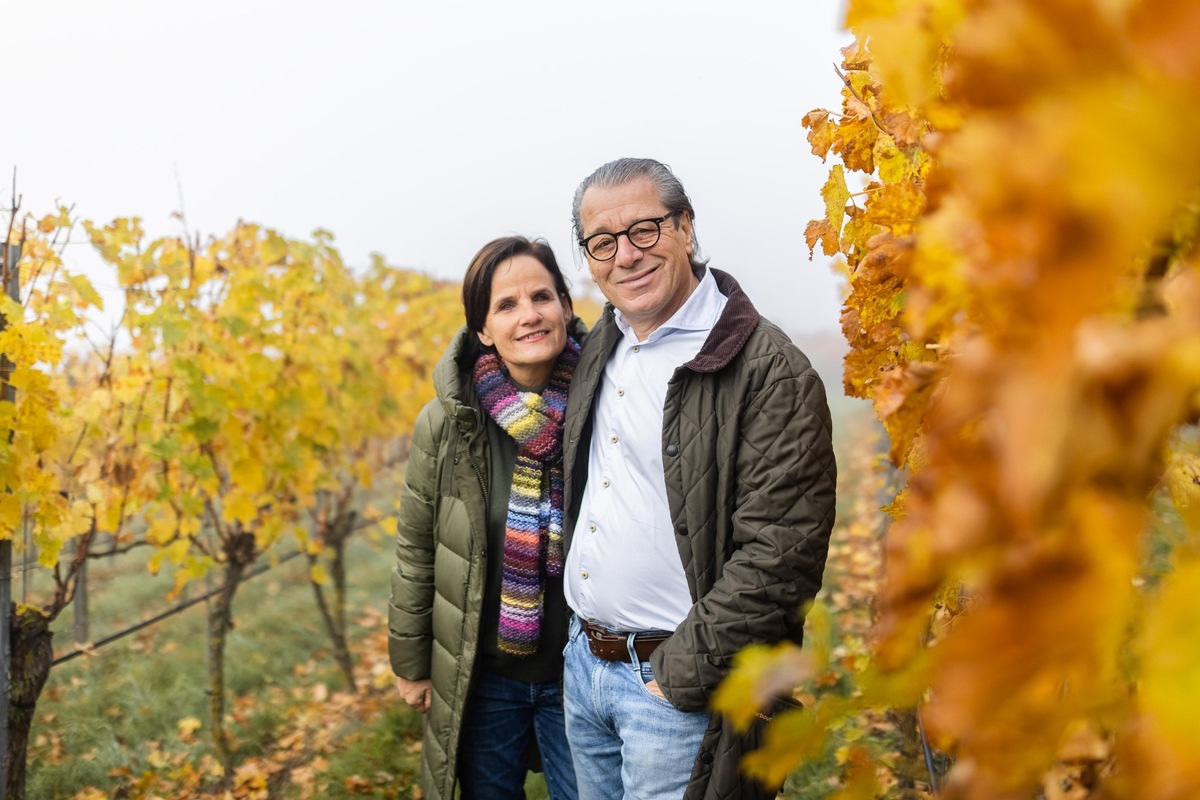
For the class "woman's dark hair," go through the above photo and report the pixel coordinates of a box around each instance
[462,236,572,334]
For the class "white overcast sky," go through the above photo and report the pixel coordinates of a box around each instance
[6,1,852,334]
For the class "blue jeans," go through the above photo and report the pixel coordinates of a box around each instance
[458,672,579,800]
[563,615,711,800]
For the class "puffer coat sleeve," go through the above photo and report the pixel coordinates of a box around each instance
[388,400,444,680]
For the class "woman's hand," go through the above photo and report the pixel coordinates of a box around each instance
[396,677,433,713]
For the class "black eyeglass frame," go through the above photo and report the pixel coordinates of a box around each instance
[578,210,682,261]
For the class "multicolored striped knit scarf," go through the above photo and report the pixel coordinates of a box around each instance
[473,336,580,656]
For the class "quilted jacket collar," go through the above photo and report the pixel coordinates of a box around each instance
[684,266,761,374]
[587,265,760,374]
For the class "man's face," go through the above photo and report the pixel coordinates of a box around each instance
[579,177,698,340]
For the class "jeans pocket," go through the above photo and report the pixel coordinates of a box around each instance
[635,661,674,707]
[564,615,583,655]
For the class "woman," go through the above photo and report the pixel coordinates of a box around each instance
[388,236,583,800]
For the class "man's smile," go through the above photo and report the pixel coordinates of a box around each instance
[618,264,659,289]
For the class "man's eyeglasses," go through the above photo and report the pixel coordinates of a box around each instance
[579,211,681,261]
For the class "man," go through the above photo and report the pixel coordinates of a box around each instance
[561,157,837,800]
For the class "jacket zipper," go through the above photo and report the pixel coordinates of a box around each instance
[467,452,489,524]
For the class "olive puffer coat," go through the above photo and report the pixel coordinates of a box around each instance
[562,267,837,800]
[388,320,584,800]
[388,325,490,800]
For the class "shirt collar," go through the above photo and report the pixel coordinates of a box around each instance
[613,265,726,345]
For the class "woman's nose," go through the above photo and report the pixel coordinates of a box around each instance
[519,300,542,322]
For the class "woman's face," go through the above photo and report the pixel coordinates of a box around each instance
[477,254,571,387]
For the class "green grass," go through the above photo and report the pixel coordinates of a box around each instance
[28,531,395,799]
[27,519,559,799]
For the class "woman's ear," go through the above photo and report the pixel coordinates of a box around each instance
[561,295,574,320]
[477,329,494,348]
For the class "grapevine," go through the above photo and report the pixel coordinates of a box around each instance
[719,2,1200,798]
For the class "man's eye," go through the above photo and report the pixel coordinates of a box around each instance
[629,224,658,244]
[591,237,616,256]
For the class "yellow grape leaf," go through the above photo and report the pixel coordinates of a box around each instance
[873,133,910,184]
[144,508,177,546]
[1139,557,1200,757]
[804,219,840,259]
[803,109,835,160]
[874,362,937,466]
[231,458,266,496]
[825,745,879,800]
[0,495,20,538]
[72,790,108,800]
[257,231,289,265]
[804,601,834,675]
[169,554,215,599]
[67,274,104,311]
[0,324,60,368]
[177,717,202,736]
[741,696,855,787]
[309,561,330,586]
[831,113,878,174]
[222,489,257,525]
[711,643,812,731]
[822,164,852,235]
[353,458,373,488]
[861,180,924,236]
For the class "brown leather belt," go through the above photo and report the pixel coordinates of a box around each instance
[580,618,670,663]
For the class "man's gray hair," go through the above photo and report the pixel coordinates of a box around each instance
[571,157,704,267]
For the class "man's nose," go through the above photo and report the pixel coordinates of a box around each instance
[614,234,643,268]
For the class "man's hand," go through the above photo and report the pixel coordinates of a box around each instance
[644,678,667,700]
[396,677,433,713]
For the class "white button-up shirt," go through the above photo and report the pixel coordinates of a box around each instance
[564,268,728,632]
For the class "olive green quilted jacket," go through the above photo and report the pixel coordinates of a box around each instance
[563,267,838,800]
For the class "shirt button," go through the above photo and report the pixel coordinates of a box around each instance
[617,388,625,397]
[632,345,640,353]
[601,479,610,488]
[581,571,589,580]
[589,524,597,532]
[610,435,618,444]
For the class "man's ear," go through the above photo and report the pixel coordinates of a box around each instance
[680,214,695,257]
